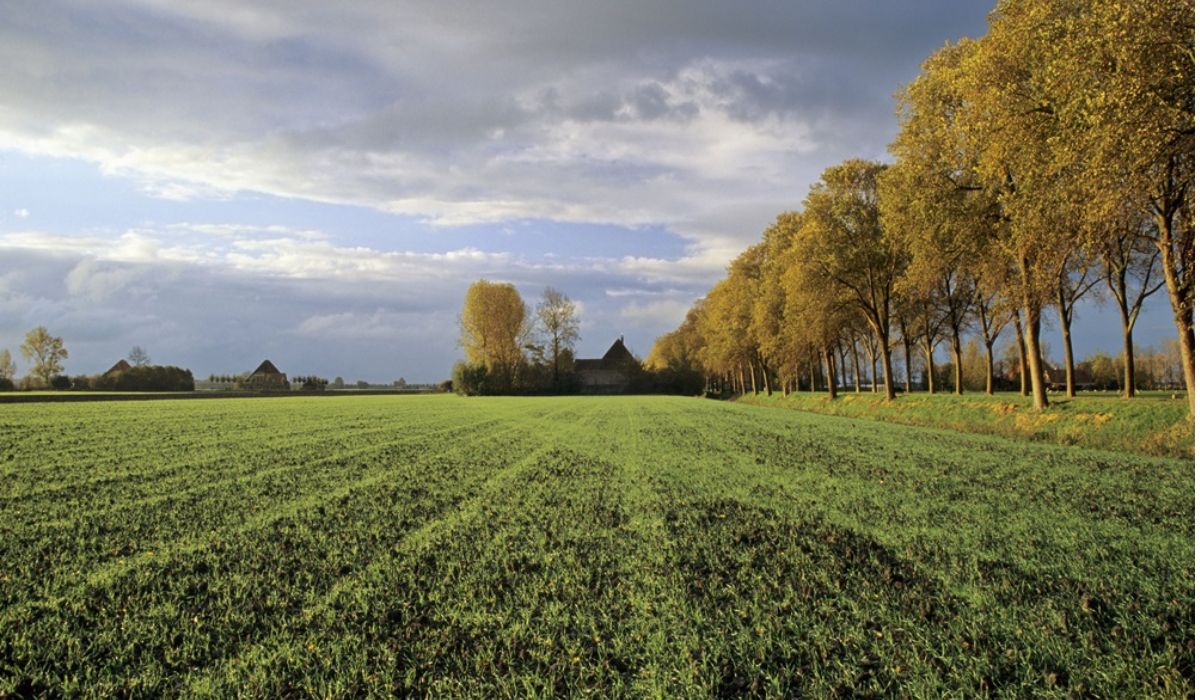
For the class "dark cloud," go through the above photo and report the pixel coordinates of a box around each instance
[0,0,1007,377]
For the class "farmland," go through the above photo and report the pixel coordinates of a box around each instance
[0,395,1193,697]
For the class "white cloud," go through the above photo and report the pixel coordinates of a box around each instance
[0,1,993,263]
[293,309,415,341]
[13,208,29,218]
[65,259,140,301]
[619,298,694,328]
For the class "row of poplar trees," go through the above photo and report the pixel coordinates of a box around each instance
[649,0,1194,414]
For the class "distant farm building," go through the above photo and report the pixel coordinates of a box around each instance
[103,359,132,377]
[574,337,639,394]
[239,360,289,391]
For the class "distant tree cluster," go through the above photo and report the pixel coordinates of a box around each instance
[0,326,70,390]
[293,376,329,391]
[0,332,200,392]
[207,374,247,384]
[650,0,1193,413]
[453,281,582,395]
[91,365,195,391]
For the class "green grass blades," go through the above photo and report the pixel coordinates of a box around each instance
[0,395,1192,697]
[738,390,1194,460]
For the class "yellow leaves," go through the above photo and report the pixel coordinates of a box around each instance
[459,279,530,373]
[1014,411,1060,431]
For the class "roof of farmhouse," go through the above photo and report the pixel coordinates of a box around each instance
[251,359,284,376]
[576,337,636,371]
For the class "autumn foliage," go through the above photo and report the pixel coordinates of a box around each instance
[652,0,1193,413]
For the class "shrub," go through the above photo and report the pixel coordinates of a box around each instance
[91,365,195,391]
[0,377,13,391]
[300,376,328,391]
[452,361,490,396]
[49,375,72,390]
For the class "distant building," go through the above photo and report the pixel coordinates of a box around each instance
[239,360,289,391]
[103,359,132,377]
[574,337,639,394]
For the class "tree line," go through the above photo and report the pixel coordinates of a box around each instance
[649,0,1193,413]
[0,328,196,391]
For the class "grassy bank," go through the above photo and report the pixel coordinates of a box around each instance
[736,390,1194,459]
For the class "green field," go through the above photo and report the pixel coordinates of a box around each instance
[0,395,1193,696]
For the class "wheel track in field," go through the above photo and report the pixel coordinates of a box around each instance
[178,401,595,695]
[0,405,528,614]
[609,397,712,694]
[0,417,509,610]
[9,413,504,528]
[0,399,472,505]
[643,399,1194,693]
[1,401,583,694]
[0,404,312,479]
[700,401,1190,576]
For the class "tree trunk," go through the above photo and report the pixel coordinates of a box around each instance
[903,338,913,394]
[850,341,862,393]
[864,311,896,400]
[878,341,895,401]
[838,347,847,392]
[1155,226,1195,414]
[1014,313,1030,396]
[748,363,758,395]
[1119,302,1136,398]
[950,330,964,395]
[809,359,817,394]
[825,349,838,400]
[761,363,772,397]
[924,341,936,394]
[984,341,995,395]
[1019,258,1050,410]
[552,337,561,389]
[1056,293,1076,398]
[865,336,879,393]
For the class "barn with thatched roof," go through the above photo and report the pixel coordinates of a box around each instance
[239,360,289,391]
[574,337,639,394]
[103,359,132,377]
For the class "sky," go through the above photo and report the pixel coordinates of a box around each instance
[0,1,1178,382]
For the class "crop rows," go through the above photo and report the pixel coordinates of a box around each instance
[0,395,1192,696]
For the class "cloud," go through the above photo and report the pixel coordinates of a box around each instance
[0,223,716,378]
[13,208,29,218]
[619,298,694,328]
[65,259,141,301]
[293,309,419,341]
[0,0,994,260]
[0,1,1005,378]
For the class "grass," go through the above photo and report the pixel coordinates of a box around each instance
[0,394,1192,696]
[737,389,1194,459]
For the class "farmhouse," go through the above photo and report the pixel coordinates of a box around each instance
[574,337,639,394]
[239,359,289,391]
[103,359,132,377]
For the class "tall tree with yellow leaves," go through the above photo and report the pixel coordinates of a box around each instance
[459,280,531,391]
[798,160,905,400]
